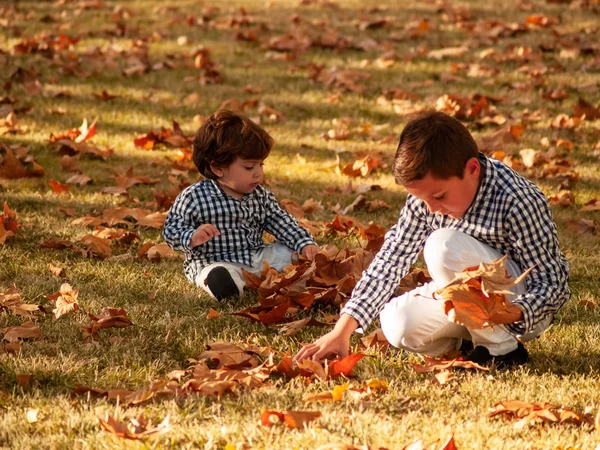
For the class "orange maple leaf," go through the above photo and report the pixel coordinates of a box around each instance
[435,256,533,329]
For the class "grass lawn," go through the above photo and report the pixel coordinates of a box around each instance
[1,0,600,448]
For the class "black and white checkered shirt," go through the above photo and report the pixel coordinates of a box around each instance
[341,153,570,337]
[163,179,316,282]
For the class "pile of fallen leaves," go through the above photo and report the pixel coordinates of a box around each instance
[228,244,375,332]
[73,340,373,416]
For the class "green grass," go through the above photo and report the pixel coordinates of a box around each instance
[2,0,600,448]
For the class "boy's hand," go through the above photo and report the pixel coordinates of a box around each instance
[294,314,358,361]
[301,244,320,261]
[190,224,220,247]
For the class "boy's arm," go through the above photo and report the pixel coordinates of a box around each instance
[295,198,429,361]
[263,190,317,251]
[504,194,570,335]
[163,190,201,253]
[339,197,430,333]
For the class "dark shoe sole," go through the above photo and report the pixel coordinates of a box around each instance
[468,343,529,369]
[205,267,239,301]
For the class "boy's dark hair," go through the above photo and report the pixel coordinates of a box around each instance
[393,110,479,185]
[193,109,273,179]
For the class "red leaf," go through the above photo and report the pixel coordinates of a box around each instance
[327,353,367,378]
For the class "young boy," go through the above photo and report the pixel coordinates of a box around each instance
[296,110,570,367]
[163,109,319,300]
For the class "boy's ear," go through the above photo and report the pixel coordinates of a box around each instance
[464,157,480,177]
[210,164,224,177]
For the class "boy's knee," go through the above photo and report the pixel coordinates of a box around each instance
[380,297,422,351]
[424,229,457,264]
[423,228,467,285]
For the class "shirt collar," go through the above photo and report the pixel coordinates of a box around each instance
[207,179,224,197]
[207,179,263,200]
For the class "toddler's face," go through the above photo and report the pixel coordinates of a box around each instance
[212,157,264,200]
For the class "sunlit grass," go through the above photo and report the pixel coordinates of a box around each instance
[1,0,600,448]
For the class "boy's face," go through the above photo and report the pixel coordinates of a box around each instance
[403,157,481,219]
[211,157,264,199]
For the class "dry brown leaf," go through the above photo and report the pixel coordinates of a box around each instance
[359,328,389,353]
[16,374,32,388]
[45,283,80,318]
[548,190,574,207]
[297,359,328,381]
[573,97,600,120]
[1,202,18,235]
[198,341,260,369]
[48,263,66,278]
[520,149,550,168]
[183,379,238,398]
[1,341,22,354]
[1,321,42,343]
[490,400,593,430]
[0,145,45,179]
[81,307,133,340]
[435,256,532,330]
[412,357,489,373]
[0,285,39,317]
[79,234,112,258]
[578,299,597,308]
[566,219,599,236]
[580,199,600,212]
[139,242,179,261]
[0,222,14,245]
[273,316,328,336]
[98,413,171,440]
[114,167,160,189]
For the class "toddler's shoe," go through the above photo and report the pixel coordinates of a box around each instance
[467,342,529,368]
[206,267,239,301]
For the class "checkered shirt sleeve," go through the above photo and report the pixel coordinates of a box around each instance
[340,197,430,332]
[504,191,569,335]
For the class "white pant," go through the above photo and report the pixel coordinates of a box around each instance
[194,243,294,299]
[380,228,553,357]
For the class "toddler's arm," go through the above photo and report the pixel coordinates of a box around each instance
[163,188,204,252]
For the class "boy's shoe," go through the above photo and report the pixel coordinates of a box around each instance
[458,339,474,356]
[206,267,239,301]
[467,342,529,368]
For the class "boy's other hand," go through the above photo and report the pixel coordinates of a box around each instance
[301,244,320,261]
[191,224,220,247]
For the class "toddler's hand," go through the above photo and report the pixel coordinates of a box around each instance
[190,224,220,247]
[301,244,320,261]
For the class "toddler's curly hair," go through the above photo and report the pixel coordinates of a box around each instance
[192,109,273,179]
